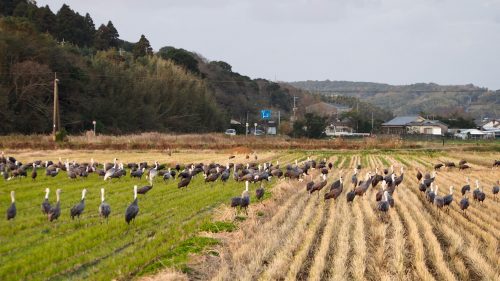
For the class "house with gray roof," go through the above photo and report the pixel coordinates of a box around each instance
[382,115,448,135]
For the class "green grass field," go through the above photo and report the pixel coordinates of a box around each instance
[0,164,281,281]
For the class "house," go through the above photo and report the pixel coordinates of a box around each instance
[454,129,495,140]
[381,116,425,135]
[325,119,354,137]
[480,119,500,131]
[407,120,449,135]
[381,116,448,135]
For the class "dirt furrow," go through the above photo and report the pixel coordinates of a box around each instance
[326,198,352,281]
[258,178,322,280]
[284,200,326,281]
[398,189,458,281]
[395,195,435,281]
[349,199,367,281]
[306,196,343,281]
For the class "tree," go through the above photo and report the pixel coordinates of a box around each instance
[290,113,327,138]
[94,24,110,50]
[82,13,95,46]
[106,21,119,47]
[304,113,327,138]
[32,5,56,33]
[158,46,199,74]
[12,1,32,18]
[0,0,25,16]
[54,4,88,46]
[210,60,232,72]
[133,34,153,58]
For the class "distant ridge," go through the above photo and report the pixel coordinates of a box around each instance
[289,80,499,119]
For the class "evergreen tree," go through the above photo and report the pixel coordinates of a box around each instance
[32,5,56,33]
[94,24,110,50]
[106,21,119,47]
[0,0,25,16]
[12,1,30,17]
[55,4,76,42]
[82,13,95,46]
[133,34,153,58]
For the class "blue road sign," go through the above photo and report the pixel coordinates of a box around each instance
[261,110,271,119]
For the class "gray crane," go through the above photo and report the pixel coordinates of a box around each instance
[99,188,111,220]
[6,191,16,220]
[125,185,139,224]
[48,189,61,222]
[70,189,87,220]
[41,188,51,214]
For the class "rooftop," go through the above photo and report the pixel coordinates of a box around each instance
[382,116,424,126]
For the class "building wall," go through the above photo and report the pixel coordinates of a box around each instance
[409,126,442,135]
[382,126,406,135]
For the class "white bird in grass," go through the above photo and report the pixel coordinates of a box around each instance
[104,158,118,181]
[147,161,159,182]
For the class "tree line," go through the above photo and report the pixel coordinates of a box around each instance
[0,1,304,135]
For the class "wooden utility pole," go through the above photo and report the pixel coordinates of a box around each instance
[53,73,60,138]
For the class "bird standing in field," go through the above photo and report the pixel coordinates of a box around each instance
[99,188,111,220]
[459,190,470,217]
[31,163,37,180]
[426,183,436,204]
[442,186,454,212]
[306,174,315,193]
[325,175,343,201]
[178,170,192,190]
[148,161,159,182]
[473,180,481,202]
[256,183,265,203]
[137,178,154,195]
[240,181,250,215]
[477,185,486,205]
[48,189,61,222]
[6,191,16,220]
[310,174,327,198]
[461,177,471,196]
[41,188,51,215]
[433,185,444,215]
[492,180,499,201]
[230,181,251,216]
[351,168,358,188]
[416,170,422,181]
[377,190,390,214]
[418,179,427,193]
[103,158,118,181]
[125,185,139,224]
[70,189,87,220]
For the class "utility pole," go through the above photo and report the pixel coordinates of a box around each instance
[371,112,374,133]
[52,73,60,138]
[292,95,298,122]
[246,111,249,137]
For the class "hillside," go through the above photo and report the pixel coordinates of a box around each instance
[290,80,499,119]
[0,1,314,134]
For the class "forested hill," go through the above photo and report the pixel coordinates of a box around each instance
[0,0,312,134]
[290,80,500,119]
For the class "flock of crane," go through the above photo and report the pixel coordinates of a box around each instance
[2,152,499,224]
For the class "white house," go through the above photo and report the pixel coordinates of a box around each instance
[481,119,500,131]
[454,129,495,140]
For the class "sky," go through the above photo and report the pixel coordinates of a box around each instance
[38,0,500,90]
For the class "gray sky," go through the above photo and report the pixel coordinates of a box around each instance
[39,0,500,90]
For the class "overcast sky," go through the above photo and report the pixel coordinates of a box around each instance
[38,0,500,90]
